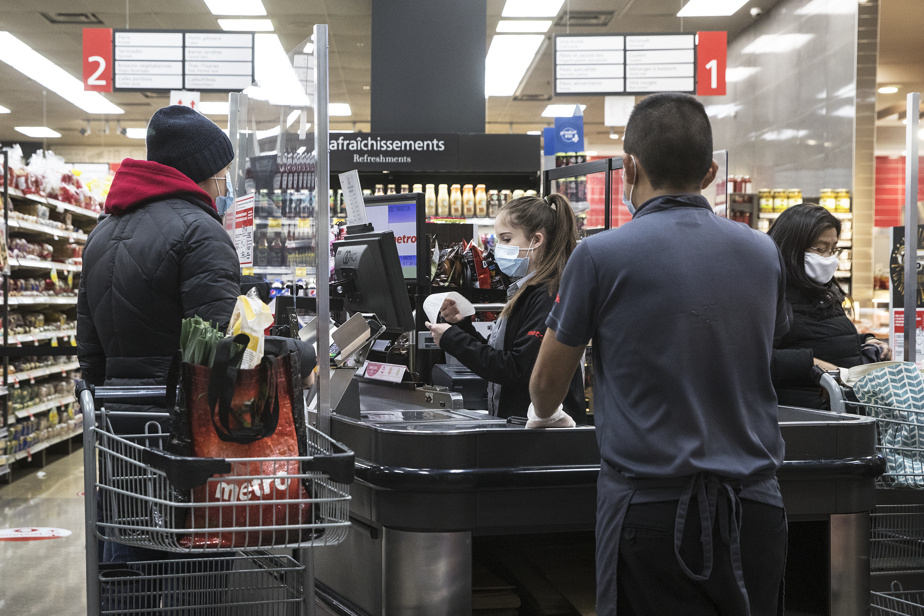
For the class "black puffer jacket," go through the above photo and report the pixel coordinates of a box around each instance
[77,159,240,413]
[772,284,874,409]
[439,282,586,423]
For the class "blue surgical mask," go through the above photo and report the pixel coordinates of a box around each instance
[215,173,235,216]
[494,239,534,278]
[623,154,636,216]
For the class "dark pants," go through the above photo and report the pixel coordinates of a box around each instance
[614,498,787,616]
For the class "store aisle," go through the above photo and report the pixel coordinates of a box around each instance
[0,449,87,615]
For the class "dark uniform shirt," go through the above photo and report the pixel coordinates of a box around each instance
[547,194,788,503]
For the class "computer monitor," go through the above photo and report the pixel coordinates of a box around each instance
[362,194,428,284]
[332,230,416,334]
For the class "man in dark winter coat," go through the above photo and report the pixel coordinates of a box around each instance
[78,105,240,398]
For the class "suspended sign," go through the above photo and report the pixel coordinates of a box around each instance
[554,32,726,96]
[84,29,257,92]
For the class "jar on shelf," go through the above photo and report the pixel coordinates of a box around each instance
[787,188,802,209]
[759,189,773,213]
[835,189,851,213]
[820,188,835,211]
[772,189,787,213]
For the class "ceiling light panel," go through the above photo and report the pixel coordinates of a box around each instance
[218,19,274,32]
[0,32,124,115]
[329,104,352,116]
[16,126,61,138]
[199,101,230,115]
[204,0,266,16]
[795,0,858,15]
[677,0,749,17]
[485,34,545,97]
[124,128,147,139]
[496,20,553,33]
[725,67,760,83]
[740,34,814,54]
[0,104,9,113]
[502,0,565,18]
[542,104,587,118]
[878,86,899,94]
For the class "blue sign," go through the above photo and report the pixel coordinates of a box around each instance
[543,127,557,156]
[554,114,584,153]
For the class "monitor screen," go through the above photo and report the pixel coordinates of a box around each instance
[333,230,416,334]
[363,194,426,282]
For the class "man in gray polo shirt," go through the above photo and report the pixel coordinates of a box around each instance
[529,92,790,616]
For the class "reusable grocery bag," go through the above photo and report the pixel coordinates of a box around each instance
[169,334,314,548]
[852,362,924,488]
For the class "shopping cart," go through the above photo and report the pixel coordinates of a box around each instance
[80,381,354,616]
[819,370,924,613]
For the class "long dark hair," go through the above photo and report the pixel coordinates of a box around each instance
[767,203,843,302]
[498,193,578,318]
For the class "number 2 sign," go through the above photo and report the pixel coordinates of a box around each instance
[83,28,113,92]
[696,31,727,96]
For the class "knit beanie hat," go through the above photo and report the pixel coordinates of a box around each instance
[146,105,234,184]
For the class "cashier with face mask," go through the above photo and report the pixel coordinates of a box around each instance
[770,204,891,409]
[425,194,585,424]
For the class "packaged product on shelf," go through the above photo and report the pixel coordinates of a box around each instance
[772,189,787,213]
[500,189,512,208]
[387,184,396,195]
[475,185,487,217]
[374,184,385,196]
[412,183,423,194]
[462,184,475,217]
[787,188,802,208]
[820,188,835,211]
[400,184,409,194]
[512,189,525,200]
[450,184,463,217]
[759,189,773,213]
[437,184,450,216]
[425,184,437,217]
[487,190,500,218]
[835,189,851,213]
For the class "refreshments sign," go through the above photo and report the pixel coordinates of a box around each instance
[555,32,726,96]
[108,29,255,92]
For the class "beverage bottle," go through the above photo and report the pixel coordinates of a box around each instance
[555,153,566,168]
[412,183,423,194]
[512,189,525,200]
[425,184,437,217]
[387,184,396,195]
[567,152,577,166]
[475,184,487,217]
[577,177,587,203]
[462,184,475,217]
[450,184,463,217]
[244,159,255,194]
[577,151,586,165]
[400,184,409,194]
[500,189,512,208]
[437,184,450,216]
[488,190,500,217]
[374,184,385,196]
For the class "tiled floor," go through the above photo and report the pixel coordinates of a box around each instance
[0,447,87,615]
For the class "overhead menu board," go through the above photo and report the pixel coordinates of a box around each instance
[555,33,696,96]
[113,30,255,92]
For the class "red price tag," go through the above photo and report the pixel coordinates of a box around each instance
[696,31,727,96]
[82,28,113,93]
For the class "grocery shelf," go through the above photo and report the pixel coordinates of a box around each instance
[832,212,853,220]
[0,386,8,397]
[9,361,80,384]
[6,188,101,220]
[834,271,852,278]
[251,266,317,276]
[12,395,76,421]
[6,296,78,306]
[8,426,83,462]
[7,218,88,243]
[1,329,77,344]
[759,211,852,220]
[9,258,81,272]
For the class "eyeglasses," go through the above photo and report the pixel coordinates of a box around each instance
[808,246,841,258]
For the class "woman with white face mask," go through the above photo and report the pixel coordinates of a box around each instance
[425,193,586,424]
[768,204,891,409]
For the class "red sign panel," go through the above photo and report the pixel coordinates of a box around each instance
[83,28,113,92]
[696,31,727,96]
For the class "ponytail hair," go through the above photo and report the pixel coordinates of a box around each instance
[499,193,578,318]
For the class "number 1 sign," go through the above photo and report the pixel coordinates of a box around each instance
[83,28,113,92]
[696,31,727,96]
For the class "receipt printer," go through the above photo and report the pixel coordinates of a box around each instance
[431,364,488,410]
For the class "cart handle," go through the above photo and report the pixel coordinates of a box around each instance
[141,448,232,490]
[813,369,846,414]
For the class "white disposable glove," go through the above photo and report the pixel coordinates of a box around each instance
[526,403,576,429]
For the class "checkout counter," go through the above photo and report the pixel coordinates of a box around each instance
[313,229,882,615]
[312,382,882,616]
